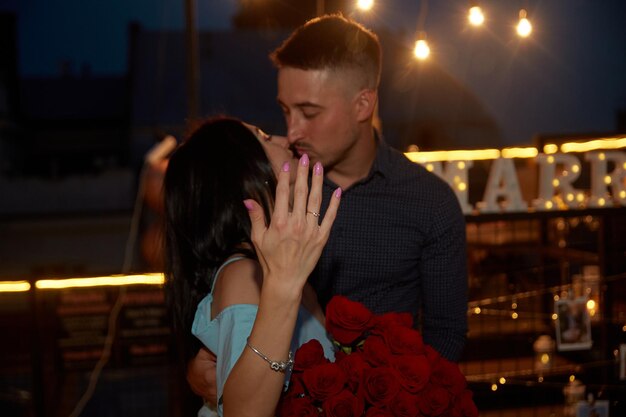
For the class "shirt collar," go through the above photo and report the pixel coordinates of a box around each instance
[367,129,393,180]
[323,129,393,190]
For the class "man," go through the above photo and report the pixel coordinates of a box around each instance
[188,13,467,406]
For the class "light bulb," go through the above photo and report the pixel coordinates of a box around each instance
[414,38,430,60]
[357,0,374,11]
[468,6,485,26]
[516,9,532,37]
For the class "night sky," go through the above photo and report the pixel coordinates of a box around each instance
[2,0,625,145]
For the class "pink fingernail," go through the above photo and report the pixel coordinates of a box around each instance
[243,200,254,210]
[313,162,323,176]
[300,153,309,167]
[334,188,342,198]
[282,161,290,172]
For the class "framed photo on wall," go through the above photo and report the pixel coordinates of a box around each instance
[575,400,609,417]
[555,297,592,351]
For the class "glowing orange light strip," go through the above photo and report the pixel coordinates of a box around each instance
[0,274,164,293]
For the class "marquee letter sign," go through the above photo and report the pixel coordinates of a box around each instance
[414,148,626,214]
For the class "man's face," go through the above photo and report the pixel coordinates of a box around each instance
[277,67,361,171]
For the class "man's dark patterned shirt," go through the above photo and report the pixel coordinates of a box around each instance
[311,140,468,361]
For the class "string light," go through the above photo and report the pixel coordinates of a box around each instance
[468,5,485,26]
[414,39,430,60]
[516,9,532,37]
[501,147,538,159]
[413,0,430,61]
[402,120,623,175]
[405,148,500,163]
[356,0,374,11]
[463,272,626,393]
[544,144,559,154]
[0,281,31,292]
[414,32,430,60]
[35,273,164,289]
[560,136,626,153]
[469,274,626,322]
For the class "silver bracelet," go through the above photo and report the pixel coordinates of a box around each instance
[246,338,293,373]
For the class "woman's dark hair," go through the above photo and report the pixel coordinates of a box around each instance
[163,116,276,359]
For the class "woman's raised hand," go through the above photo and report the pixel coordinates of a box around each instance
[244,154,341,295]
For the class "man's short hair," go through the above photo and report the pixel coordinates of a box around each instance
[270,14,382,90]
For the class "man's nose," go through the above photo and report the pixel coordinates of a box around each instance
[287,120,302,145]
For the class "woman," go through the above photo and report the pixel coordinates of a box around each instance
[163,116,341,417]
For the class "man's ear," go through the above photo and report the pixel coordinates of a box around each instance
[354,89,378,122]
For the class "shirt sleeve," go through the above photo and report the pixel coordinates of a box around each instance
[214,305,259,415]
[192,300,259,416]
[420,184,468,362]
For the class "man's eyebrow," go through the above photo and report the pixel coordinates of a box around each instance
[277,99,323,109]
[296,102,323,109]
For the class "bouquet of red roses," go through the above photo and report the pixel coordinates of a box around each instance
[276,296,478,417]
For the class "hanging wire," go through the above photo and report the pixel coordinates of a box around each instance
[66,135,176,417]
[416,0,429,33]
[66,163,149,417]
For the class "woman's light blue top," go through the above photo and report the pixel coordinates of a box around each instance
[191,257,334,417]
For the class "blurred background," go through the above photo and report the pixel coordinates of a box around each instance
[0,0,625,416]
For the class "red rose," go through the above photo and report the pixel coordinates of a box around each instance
[365,406,394,417]
[424,345,441,364]
[276,396,319,417]
[284,373,306,399]
[430,358,466,396]
[302,362,348,401]
[417,385,452,416]
[391,354,431,393]
[278,296,477,417]
[322,388,365,417]
[390,389,421,417]
[337,351,370,394]
[326,296,374,345]
[294,339,329,372]
[372,311,414,333]
[363,366,401,407]
[362,335,392,367]
[383,325,425,355]
[450,389,478,417]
